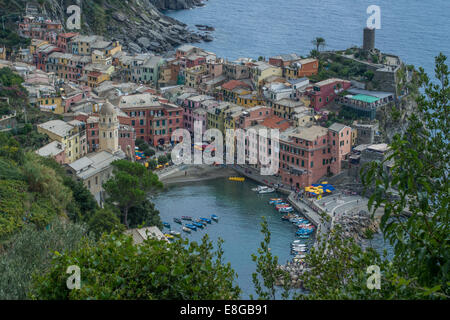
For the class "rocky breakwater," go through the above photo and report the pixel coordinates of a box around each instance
[334,210,379,242]
[275,261,307,289]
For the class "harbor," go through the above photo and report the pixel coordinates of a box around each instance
[152,177,316,298]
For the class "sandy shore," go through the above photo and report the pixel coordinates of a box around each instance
[160,165,237,186]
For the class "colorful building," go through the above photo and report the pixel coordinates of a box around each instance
[307,78,351,110]
[37,119,87,163]
[283,58,319,79]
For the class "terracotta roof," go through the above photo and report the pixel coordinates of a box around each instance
[222,80,251,91]
[261,115,291,131]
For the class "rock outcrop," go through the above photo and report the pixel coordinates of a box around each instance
[19,0,209,54]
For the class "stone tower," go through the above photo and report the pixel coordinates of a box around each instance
[98,100,120,154]
[363,27,375,52]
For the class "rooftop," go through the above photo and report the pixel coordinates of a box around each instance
[36,141,65,157]
[38,120,74,137]
[289,125,329,141]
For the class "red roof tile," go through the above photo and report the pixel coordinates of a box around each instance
[261,115,291,131]
[222,80,251,91]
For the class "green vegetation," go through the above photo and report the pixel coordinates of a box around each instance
[0,28,30,50]
[103,160,163,228]
[251,217,291,300]
[309,54,369,82]
[135,138,155,157]
[312,37,326,52]
[31,233,241,299]
[0,220,89,299]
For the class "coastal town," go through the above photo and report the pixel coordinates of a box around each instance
[0,5,429,297]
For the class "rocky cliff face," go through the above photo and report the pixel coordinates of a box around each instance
[12,0,207,54]
[149,0,206,10]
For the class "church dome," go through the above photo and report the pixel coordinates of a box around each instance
[100,100,116,116]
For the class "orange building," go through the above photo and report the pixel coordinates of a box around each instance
[284,58,319,79]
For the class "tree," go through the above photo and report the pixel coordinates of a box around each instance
[31,233,241,300]
[103,160,163,228]
[251,217,291,300]
[364,70,375,81]
[126,199,162,230]
[309,49,320,59]
[87,206,125,239]
[312,37,326,52]
[147,159,158,170]
[362,53,449,298]
[158,155,168,164]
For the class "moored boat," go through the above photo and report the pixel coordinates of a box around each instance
[185,224,197,231]
[279,207,294,213]
[173,218,182,224]
[200,217,212,224]
[196,219,207,225]
[193,222,204,228]
[252,185,266,192]
[182,226,192,233]
[181,216,193,221]
[164,233,174,240]
[170,230,181,237]
[211,214,219,222]
[258,186,275,194]
[163,222,170,228]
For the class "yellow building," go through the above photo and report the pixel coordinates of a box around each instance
[236,93,264,108]
[223,106,245,133]
[38,96,64,114]
[207,102,234,133]
[30,39,48,55]
[185,64,207,89]
[250,61,283,89]
[37,120,87,163]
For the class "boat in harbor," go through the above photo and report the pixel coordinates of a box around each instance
[163,222,171,228]
[292,240,305,245]
[181,216,193,221]
[252,185,266,192]
[193,222,204,228]
[164,233,174,240]
[185,224,197,231]
[258,186,275,194]
[170,230,181,237]
[211,214,219,222]
[182,226,192,233]
[196,219,207,225]
[296,233,311,239]
[173,218,182,224]
[269,198,283,204]
[200,217,212,224]
[279,207,294,213]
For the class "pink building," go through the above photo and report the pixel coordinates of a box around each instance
[183,95,215,133]
[307,78,351,111]
[36,141,66,164]
[57,32,79,52]
[279,123,351,189]
[193,108,208,135]
[237,106,273,129]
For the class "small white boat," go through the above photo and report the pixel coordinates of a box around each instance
[182,226,191,233]
[170,230,181,237]
[258,186,275,194]
[252,185,266,192]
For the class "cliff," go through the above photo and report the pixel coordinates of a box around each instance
[1,0,208,54]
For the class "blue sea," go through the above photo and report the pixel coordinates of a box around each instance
[166,0,450,77]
